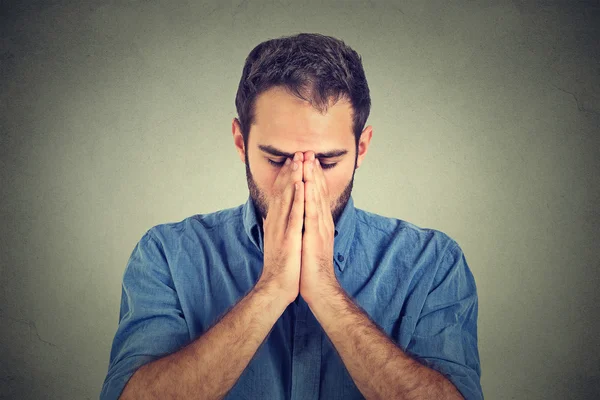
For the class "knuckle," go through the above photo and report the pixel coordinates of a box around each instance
[306,212,318,221]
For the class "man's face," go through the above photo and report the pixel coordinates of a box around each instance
[243,86,359,228]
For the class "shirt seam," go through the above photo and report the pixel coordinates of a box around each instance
[189,207,244,231]
[355,210,441,240]
[144,228,190,335]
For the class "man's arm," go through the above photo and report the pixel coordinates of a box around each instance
[120,281,289,400]
[308,287,464,400]
[307,239,482,400]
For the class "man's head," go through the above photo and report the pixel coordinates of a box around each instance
[231,33,373,227]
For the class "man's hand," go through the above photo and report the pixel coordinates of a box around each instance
[299,151,340,304]
[258,151,305,305]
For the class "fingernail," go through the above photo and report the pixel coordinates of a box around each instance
[285,158,291,165]
[292,161,298,171]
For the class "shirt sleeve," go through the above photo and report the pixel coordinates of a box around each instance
[405,240,483,400]
[100,229,190,400]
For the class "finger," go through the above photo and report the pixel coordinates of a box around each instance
[304,181,318,231]
[291,151,304,184]
[302,152,324,231]
[312,159,326,229]
[284,152,304,212]
[272,157,293,200]
[303,151,315,183]
[283,152,303,226]
[314,159,328,198]
[274,151,302,194]
[278,152,304,229]
[314,159,330,223]
[287,180,304,235]
[269,156,293,228]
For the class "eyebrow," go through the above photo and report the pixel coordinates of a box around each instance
[258,144,348,159]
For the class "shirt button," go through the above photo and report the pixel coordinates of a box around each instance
[337,254,344,262]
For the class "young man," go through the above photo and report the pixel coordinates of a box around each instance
[101,33,483,400]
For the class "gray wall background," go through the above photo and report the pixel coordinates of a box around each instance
[1,0,599,399]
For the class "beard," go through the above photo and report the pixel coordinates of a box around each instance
[245,149,357,233]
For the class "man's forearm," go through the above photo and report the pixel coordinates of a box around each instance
[308,286,463,400]
[120,281,290,400]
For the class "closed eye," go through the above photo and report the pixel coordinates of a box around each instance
[267,159,337,169]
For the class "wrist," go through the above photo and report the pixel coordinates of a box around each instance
[254,279,295,306]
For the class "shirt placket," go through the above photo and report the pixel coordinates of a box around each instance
[290,295,322,400]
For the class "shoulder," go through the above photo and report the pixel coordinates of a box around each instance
[145,203,245,244]
[354,207,458,253]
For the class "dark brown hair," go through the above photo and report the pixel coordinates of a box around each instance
[234,33,371,150]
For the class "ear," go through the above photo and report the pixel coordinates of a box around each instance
[232,118,246,164]
[355,125,373,169]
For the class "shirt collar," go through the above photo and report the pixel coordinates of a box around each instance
[242,194,357,272]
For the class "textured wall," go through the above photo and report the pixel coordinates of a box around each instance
[1,0,599,399]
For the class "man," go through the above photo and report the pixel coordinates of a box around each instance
[101,33,483,400]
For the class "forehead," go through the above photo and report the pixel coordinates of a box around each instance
[251,86,354,150]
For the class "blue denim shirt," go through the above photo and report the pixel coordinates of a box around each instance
[100,195,483,400]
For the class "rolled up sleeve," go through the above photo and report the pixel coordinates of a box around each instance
[100,230,190,400]
[406,241,483,400]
